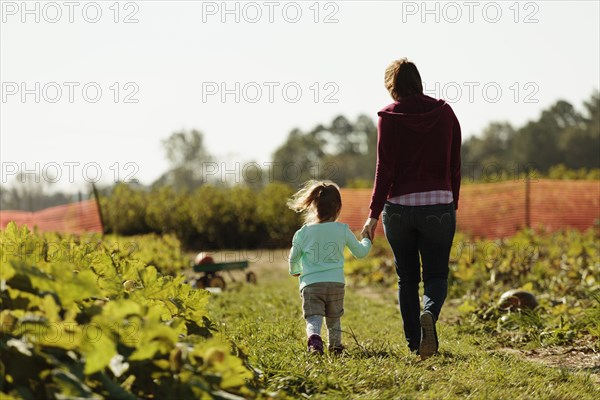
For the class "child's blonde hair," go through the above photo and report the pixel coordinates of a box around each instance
[287,180,342,224]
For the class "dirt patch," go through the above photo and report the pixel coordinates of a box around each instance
[499,346,600,384]
[352,286,600,384]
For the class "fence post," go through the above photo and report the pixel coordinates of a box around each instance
[91,183,106,235]
[525,174,531,228]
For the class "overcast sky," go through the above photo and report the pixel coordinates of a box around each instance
[1,0,599,191]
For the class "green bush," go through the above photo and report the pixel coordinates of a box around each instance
[546,164,600,180]
[100,182,301,250]
[100,183,149,235]
[145,186,193,243]
[0,223,258,399]
[188,185,264,249]
[256,182,300,247]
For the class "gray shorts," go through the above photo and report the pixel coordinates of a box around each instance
[301,282,345,319]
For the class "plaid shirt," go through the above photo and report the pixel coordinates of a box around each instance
[388,190,453,206]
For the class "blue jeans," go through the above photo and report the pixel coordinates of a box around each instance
[382,202,456,351]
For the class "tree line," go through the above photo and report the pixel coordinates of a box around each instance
[143,91,599,190]
[1,92,598,248]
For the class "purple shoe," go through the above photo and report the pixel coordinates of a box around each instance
[307,334,324,354]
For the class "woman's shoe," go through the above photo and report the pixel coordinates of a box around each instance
[419,311,438,360]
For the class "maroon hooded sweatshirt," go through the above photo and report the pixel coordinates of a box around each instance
[368,94,462,219]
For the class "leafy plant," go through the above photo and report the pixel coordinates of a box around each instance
[344,227,600,351]
[0,223,257,399]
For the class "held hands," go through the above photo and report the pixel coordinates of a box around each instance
[361,218,378,241]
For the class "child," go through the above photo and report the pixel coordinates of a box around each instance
[288,180,372,354]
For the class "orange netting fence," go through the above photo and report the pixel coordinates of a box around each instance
[0,199,103,234]
[1,180,598,238]
[338,179,600,238]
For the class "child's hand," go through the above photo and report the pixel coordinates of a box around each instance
[361,218,378,241]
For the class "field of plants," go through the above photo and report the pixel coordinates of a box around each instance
[1,222,599,399]
[0,223,258,399]
[345,228,600,352]
[208,227,599,399]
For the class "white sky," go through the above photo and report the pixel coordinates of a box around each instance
[1,0,599,191]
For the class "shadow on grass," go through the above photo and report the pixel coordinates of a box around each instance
[343,327,405,359]
[434,349,471,364]
[266,369,348,397]
[348,346,399,359]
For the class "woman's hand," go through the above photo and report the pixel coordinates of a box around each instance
[361,218,378,241]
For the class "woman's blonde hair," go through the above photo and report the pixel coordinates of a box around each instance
[384,58,423,101]
[287,180,342,224]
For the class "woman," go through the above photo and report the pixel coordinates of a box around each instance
[361,58,461,360]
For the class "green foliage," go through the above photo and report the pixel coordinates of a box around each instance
[100,183,149,235]
[344,237,395,287]
[209,261,600,399]
[256,183,301,247]
[462,92,600,181]
[189,185,261,249]
[271,115,377,187]
[154,129,213,191]
[344,179,373,189]
[0,223,256,399]
[145,186,193,243]
[546,164,600,180]
[104,233,191,276]
[271,128,327,185]
[268,93,598,187]
[345,228,600,351]
[100,182,301,250]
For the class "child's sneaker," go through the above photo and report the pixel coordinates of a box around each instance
[307,334,324,354]
[328,344,345,356]
[419,311,438,360]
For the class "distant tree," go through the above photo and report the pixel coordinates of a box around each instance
[0,185,8,210]
[462,92,599,177]
[560,91,600,168]
[0,172,73,211]
[153,129,212,190]
[462,122,516,180]
[271,127,327,185]
[321,115,377,185]
[327,115,364,155]
[512,100,585,172]
[271,115,377,187]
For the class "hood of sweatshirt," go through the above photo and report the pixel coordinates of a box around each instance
[377,94,449,133]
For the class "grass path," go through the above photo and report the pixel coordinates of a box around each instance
[207,254,599,399]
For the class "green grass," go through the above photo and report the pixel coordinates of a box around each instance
[208,266,600,400]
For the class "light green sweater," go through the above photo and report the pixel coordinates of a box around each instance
[289,222,372,290]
